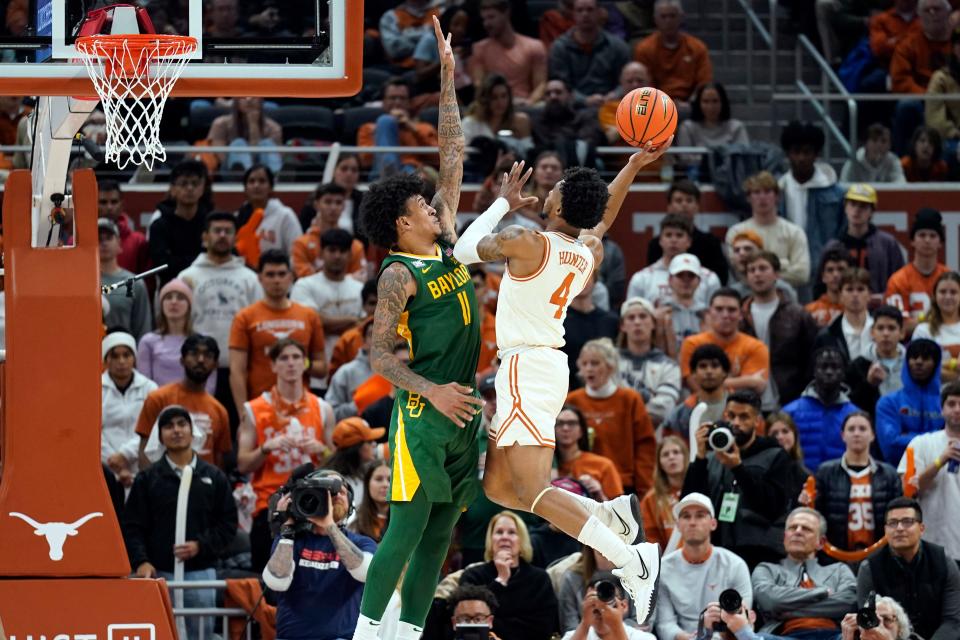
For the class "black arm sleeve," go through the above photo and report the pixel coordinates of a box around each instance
[681,458,710,497]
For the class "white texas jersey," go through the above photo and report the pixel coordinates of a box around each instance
[496,230,596,351]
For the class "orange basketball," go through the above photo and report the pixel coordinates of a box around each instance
[616,87,677,148]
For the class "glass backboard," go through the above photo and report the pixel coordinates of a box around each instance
[0,0,362,97]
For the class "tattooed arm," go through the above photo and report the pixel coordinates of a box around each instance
[429,15,465,245]
[372,262,483,427]
[327,524,372,581]
[263,539,296,591]
[371,263,433,395]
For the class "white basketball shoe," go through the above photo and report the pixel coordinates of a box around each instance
[597,494,646,544]
[613,541,661,626]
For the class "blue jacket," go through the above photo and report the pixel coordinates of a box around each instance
[778,168,845,271]
[783,385,861,472]
[875,346,943,465]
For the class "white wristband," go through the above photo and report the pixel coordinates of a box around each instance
[453,197,511,265]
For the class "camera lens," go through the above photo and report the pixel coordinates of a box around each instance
[708,424,734,452]
[719,589,742,613]
[296,492,321,517]
[595,580,616,604]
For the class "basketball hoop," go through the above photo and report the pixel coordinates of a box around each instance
[75,34,197,170]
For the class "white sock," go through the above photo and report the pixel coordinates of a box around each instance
[396,621,424,639]
[577,515,633,567]
[352,614,382,640]
[567,491,605,519]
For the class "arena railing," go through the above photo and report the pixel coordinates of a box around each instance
[729,0,775,108]
[0,142,713,184]
[166,578,255,640]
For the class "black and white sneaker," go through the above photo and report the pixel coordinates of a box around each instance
[601,494,646,544]
[613,541,661,626]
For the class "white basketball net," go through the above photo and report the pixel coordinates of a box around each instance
[75,35,197,170]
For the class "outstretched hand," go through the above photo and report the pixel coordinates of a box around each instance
[498,161,540,211]
[626,136,675,170]
[433,15,454,68]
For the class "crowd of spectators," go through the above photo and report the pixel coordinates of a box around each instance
[6,0,960,639]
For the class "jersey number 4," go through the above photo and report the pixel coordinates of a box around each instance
[549,272,577,319]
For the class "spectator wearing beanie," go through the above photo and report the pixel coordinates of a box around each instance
[138,279,214,394]
[876,338,944,464]
[102,331,158,487]
[885,208,950,333]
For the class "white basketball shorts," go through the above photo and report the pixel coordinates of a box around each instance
[489,347,569,448]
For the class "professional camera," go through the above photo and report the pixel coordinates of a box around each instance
[857,592,880,630]
[289,473,343,520]
[595,580,618,605]
[712,588,743,632]
[708,421,736,452]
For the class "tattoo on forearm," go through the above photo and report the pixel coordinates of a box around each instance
[434,50,464,236]
[371,265,433,395]
[267,542,294,579]
[327,524,364,570]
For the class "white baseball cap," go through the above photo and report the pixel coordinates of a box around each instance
[669,253,702,276]
[672,492,715,519]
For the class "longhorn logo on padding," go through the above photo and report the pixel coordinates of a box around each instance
[8,511,103,561]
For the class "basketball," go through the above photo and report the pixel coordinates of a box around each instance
[616,87,678,148]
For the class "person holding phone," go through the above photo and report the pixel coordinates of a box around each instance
[563,580,654,640]
[449,584,502,640]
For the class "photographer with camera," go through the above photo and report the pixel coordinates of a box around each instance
[263,468,377,640]
[448,584,502,640]
[657,493,753,640]
[751,507,857,638]
[856,497,960,640]
[698,592,772,640]
[564,580,655,640]
[682,389,795,570]
[839,594,922,640]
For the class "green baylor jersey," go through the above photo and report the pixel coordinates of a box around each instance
[380,241,481,386]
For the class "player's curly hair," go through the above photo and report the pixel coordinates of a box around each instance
[558,167,610,230]
[359,174,426,248]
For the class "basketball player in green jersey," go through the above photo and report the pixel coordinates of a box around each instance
[352,19,538,640]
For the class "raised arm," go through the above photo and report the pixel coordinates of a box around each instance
[430,15,465,244]
[582,138,673,239]
[453,161,540,265]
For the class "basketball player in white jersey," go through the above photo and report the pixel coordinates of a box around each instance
[453,144,672,625]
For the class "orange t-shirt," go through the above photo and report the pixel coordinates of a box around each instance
[557,451,624,500]
[357,121,439,168]
[806,295,844,328]
[229,301,326,399]
[247,388,327,514]
[291,228,365,279]
[678,331,770,381]
[884,262,950,318]
[890,31,950,93]
[539,9,574,49]
[135,382,232,468]
[640,488,681,551]
[847,467,876,550]
[633,32,713,102]
[779,570,839,634]
[565,387,656,494]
